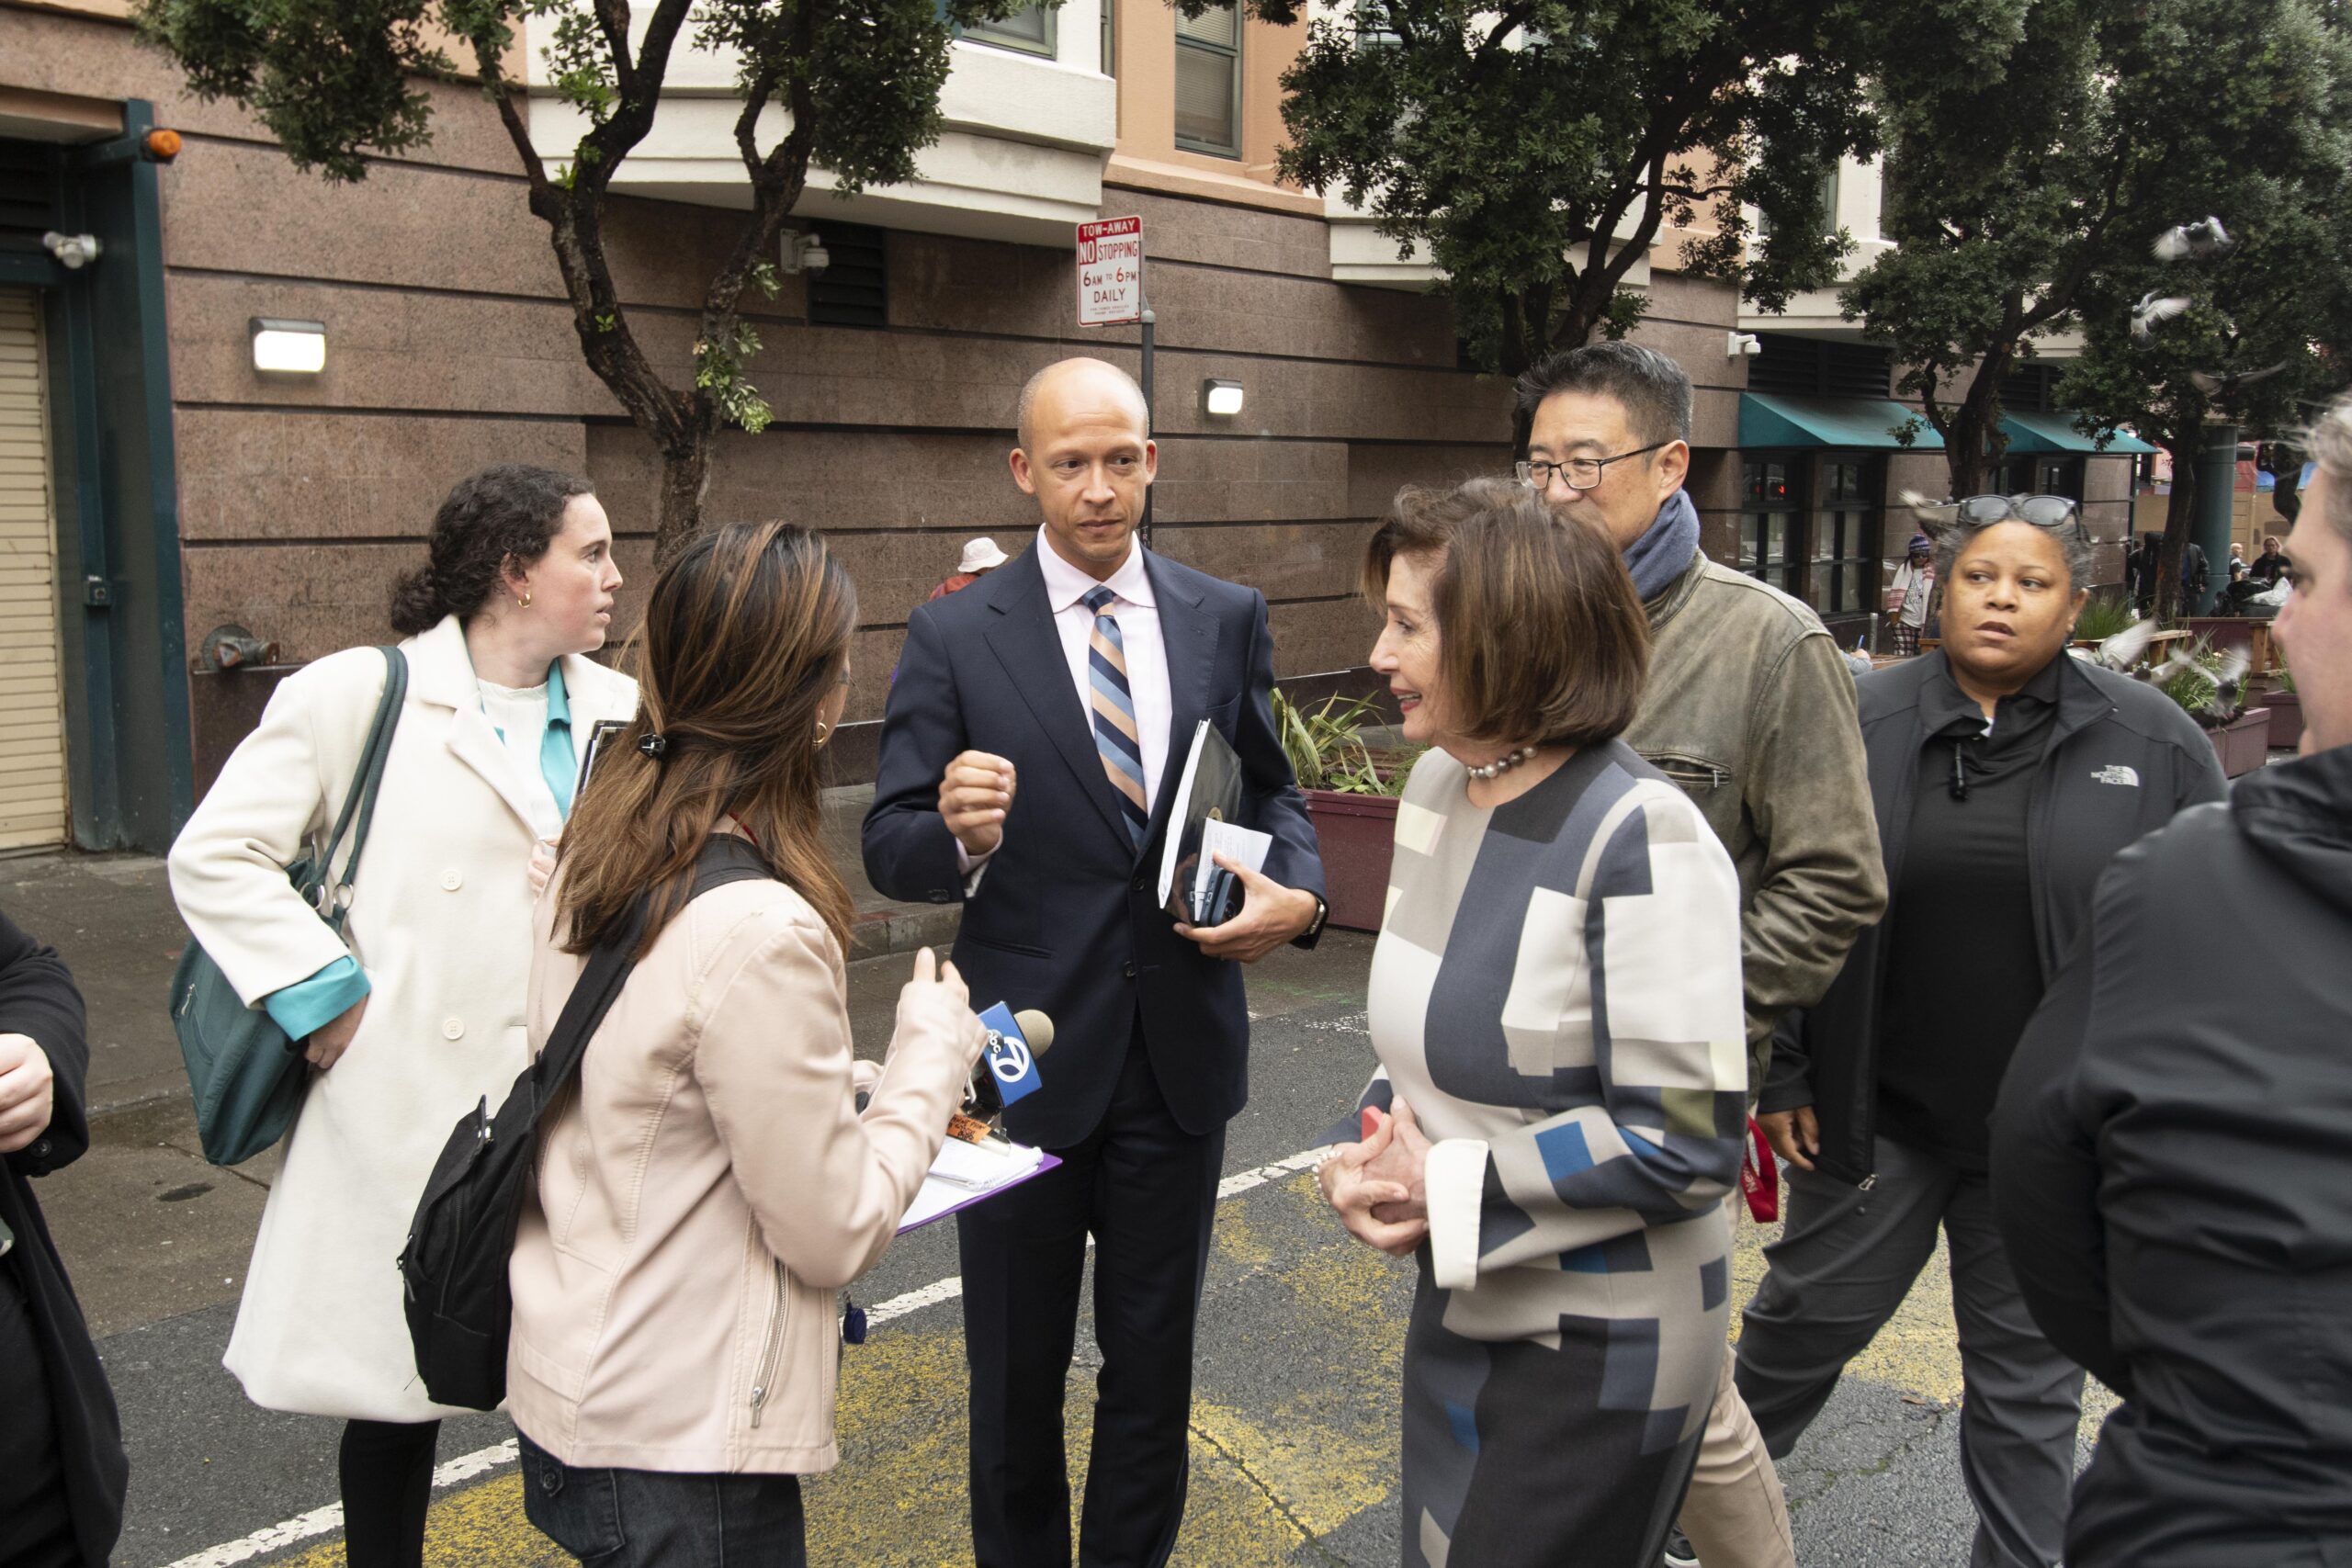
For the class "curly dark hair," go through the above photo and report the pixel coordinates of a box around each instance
[389,465,596,635]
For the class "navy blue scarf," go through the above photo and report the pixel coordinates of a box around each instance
[1623,489,1701,602]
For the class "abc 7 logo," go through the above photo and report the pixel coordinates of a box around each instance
[985,1029,1033,1085]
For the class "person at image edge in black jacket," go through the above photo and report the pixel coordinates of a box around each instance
[1993,392,2352,1567]
[0,909,127,1568]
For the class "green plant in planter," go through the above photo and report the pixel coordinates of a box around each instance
[2071,592,2139,643]
[1271,689,1423,796]
[2146,635,2252,728]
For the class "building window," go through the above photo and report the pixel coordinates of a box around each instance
[1996,454,2084,501]
[1755,167,1841,240]
[1175,2,1242,157]
[1742,457,1803,594]
[962,3,1057,56]
[1811,458,1883,618]
[1747,333,1894,400]
[807,221,888,329]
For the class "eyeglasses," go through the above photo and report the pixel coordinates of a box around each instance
[1919,493,2086,537]
[1514,442,1669,492]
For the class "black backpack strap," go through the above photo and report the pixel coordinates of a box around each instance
[526,834,775,1127]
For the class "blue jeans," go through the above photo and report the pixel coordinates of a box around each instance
[517,1432,808,1567]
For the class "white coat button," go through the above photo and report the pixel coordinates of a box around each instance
[441,869,463,891]
[442,1018,464,1041]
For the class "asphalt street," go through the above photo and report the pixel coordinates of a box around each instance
[12,849,2116,1567]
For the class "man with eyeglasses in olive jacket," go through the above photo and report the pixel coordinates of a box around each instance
[1518,341,1889,1568]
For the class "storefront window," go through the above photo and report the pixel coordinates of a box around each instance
[1742,457,1801,592]
[1996,455,2084,501]
[1810,458,1883,617]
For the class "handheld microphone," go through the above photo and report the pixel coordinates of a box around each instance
[967,1005,1054,1114]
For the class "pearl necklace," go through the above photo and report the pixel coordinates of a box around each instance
[1465,746,1539,780]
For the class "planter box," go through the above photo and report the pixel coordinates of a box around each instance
[2208,707,2272,778]
[2183,616,2278,674]
[2265,691,2304,751]
[1304,788,1398,932]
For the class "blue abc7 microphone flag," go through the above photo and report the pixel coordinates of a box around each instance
[978,1001,1044,1107]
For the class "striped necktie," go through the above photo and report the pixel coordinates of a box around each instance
[1082,585,1151,846]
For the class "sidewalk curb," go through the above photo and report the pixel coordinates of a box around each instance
[845,899,962,963]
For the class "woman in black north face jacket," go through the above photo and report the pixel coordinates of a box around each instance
[1735,500,2227,1568]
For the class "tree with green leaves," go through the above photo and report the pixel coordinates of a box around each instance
[2058,159,2352,619]
[1261,0,1881,448]
[137,0,1025,559]
[1844,0,2346,503]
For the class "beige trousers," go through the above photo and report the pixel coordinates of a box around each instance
[1676,1202,1796,1567]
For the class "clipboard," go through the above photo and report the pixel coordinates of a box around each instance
[1155,719,1246,922]
[897,1140,1062,1233]
[573,717,630,801]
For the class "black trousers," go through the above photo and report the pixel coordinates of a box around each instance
[957,1038,1226,1568]
[0,1260,80,1568]
[339,1416,440,1568]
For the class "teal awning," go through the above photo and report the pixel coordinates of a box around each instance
[1738,392,1943,451]
[1999,410,2158,456]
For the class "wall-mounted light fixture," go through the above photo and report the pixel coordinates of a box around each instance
[40,232,100,270]
[780,231,831,275]
[251,318,326,376]
[1202,378,1245,417]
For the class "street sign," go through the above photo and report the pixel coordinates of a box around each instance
[1077,216,1145,326]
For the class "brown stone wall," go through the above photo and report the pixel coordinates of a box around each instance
[5,4,1760,784]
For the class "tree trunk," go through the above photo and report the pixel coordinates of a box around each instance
[654,438,714,569]
[1943,352,2012,499]
[2155,446,2199,624]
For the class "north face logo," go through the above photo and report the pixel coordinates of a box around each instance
[2092,764,2141,787]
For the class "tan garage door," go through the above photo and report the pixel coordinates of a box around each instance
[0,290,69,850]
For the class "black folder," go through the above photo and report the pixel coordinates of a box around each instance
[1156,718,1247,924]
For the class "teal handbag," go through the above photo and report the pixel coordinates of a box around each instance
[172,648,408,1166]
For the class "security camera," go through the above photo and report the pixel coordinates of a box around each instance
[1727,332,1763,358]
[41,231,100,269]
[781,231,830,276]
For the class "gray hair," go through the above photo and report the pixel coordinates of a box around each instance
[1930,512,2097,595]
[2301,390,2352,554]
[1513,341,1693,447]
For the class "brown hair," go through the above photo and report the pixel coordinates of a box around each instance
[557,520,856,959]
[1361,477,1648,749]
[390,464,594,634]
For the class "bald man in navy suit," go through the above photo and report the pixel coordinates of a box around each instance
[864,358,1327,1567]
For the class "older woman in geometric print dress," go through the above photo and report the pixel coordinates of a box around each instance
[1318,478,1749,1568]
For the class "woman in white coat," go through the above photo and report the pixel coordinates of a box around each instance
[167,465,635,1568]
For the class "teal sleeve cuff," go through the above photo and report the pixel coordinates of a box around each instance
[263,956,371,1042]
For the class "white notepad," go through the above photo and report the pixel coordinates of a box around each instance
[897,1135,1050,1233]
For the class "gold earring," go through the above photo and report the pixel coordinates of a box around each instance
[814,719,832,749]
[515,591,533,610]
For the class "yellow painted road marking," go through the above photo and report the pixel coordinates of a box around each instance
[256,1178,1993,1567]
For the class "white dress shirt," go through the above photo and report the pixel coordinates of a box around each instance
[1036,526,1172,808]
[957,527,1172,876]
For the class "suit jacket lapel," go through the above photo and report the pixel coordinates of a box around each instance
[982,551,1133,852]
[1143,553,1216,842]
